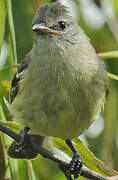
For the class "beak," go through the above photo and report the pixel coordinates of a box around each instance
[32,23,59,35]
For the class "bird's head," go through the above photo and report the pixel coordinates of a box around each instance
[32,2,80,45]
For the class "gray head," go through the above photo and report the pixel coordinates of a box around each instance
[32,2,81,45]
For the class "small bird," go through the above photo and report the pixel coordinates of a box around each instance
[8,2,109,178]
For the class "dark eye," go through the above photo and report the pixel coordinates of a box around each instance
[58,21,67,30]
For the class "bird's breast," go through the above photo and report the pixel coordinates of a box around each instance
[11,47,106,139]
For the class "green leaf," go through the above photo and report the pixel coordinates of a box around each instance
[0,81,11,101]
[0,0,6,52]
[98,51,118,59]
[27,161,37,180]
[0,121,20,132]
[54,138,118,177]
[108,73,118,81]
[7,158,18,180]
[0,81,12,121]
[5,0,17,65]
[0,133,6,180]
[17,161,29,180]
[114,0,118,18]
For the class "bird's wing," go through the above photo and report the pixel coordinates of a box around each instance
[10,62,28,103]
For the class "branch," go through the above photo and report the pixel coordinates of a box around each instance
[0,123,109,180]
[0,64,20,72]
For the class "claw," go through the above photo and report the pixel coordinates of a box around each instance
[16,127,30,152]
[65,140,83,179]
[70,153,83,179]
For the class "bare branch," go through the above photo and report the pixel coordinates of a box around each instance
[0,64,21,72]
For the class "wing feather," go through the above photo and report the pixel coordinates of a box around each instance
[10,63,28,103]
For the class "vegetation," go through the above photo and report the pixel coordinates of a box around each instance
[0,0,118,179]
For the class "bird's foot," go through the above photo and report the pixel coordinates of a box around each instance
[65,140,83,179]
[8,127,39,159]
[69,153,83,179]
[59,153,83,180]
[15,127,30,152]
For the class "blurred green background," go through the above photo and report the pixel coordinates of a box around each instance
[0,0,118,179]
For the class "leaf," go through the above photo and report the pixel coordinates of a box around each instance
[26,161,37,180]
[114,0,118,18]
[7,158,18,180]
[54,138,118,177]
[0,81,10,101]
[98,51,118,59]
[0,121,20,132]
[5,0,17,67]
[0,133,6,180]
[0,81,12,121]
[17,161,29,180]
[0,0,6,52]
[107,73,118,81]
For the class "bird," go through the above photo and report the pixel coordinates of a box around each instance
[7,2,109,179]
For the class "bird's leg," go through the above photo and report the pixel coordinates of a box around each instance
[65,140,83,179]
[8,127,40,159]
[16,127,30,152]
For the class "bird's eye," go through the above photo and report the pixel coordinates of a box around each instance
[58,21,67,30]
